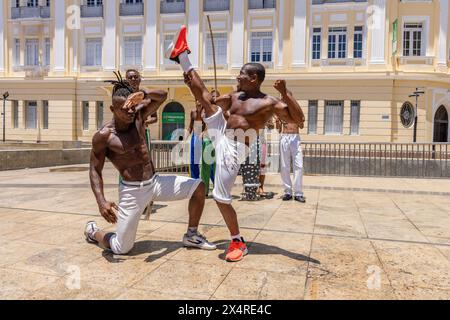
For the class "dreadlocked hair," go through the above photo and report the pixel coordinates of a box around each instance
[104,71,134,98]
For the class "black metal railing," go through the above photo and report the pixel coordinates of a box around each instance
[149,141,450,178]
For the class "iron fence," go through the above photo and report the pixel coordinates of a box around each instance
[149,141,450,178]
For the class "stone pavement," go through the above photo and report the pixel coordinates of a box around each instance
[0,163,450,300]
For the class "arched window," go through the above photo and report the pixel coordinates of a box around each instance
[434,105,448,143]
[162,102,185,141]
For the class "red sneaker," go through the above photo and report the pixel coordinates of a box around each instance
[226,238,248,262]
[165,25,191,63]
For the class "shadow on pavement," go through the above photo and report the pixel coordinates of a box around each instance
[101,239,320,265]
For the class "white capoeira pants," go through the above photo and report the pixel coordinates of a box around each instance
[280,134,304,197]
[204,107,246,205]
[110,175,201,255]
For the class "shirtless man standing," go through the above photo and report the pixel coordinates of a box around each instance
[165,26,303,262]
[275,85,306,203]
[84,75,216,255]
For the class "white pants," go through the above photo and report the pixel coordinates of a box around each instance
[280,134,304,197]
[110,175,201,255]
[204,108,246,204]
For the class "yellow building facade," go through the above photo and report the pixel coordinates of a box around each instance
[0,0,449,143]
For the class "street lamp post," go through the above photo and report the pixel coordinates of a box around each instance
[2,92,9,143]
[409,88,425,143]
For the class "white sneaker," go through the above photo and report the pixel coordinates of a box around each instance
[183,233,217,250]
[84,221,99,244]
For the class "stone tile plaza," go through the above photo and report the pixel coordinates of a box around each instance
[0,163,449,300]
[1,0,450,304]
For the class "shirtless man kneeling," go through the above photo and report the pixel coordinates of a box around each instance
[165,26,304,262]
[84,75,216,255]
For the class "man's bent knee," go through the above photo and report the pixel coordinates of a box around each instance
[193,181,206,198]
[110,236,135,255]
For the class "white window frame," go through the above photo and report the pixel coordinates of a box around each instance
[96,101,104,130]
[401,16,430,57]
[82,101,89,131]
[14,39,21,67]
[311,27,322,61]
[328,27,347,60]
[324,100,344,135]
[25,101,38,130]
[350,100,361,136]
[308,100,318,135]
[248,31,274,68]
[353,26,364,60]
[122,36,143,68]
[25,38,39,66]
[44,38,51,67]
[204,32,228,69]
[84,38,102,67]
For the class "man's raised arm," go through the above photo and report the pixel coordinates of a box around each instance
[90,131,118,224]
[273,80,305,126]
[139,90,168,121]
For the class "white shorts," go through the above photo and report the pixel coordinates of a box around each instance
[110,175,201,255]
[204,108,246,204]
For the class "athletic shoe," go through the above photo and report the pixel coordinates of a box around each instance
[225,238,248,262]
[295,196,306,203]
[282,194,293,201]
[84,221,99,244]
[165,25,191,63]
[183,232,217,250]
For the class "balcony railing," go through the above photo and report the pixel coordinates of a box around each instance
[248,0,276,9]
[160,1,185,14]
[203,0,230,12]
[119,3,144,16]
[11,6,51,19]
[81,5,103,18]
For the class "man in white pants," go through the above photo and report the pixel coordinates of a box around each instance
[276,85,306,203]
[84,74,216,256]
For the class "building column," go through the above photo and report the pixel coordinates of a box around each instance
[437,0,449,67]
[187,0,200,69]
[104,0,117,71]
[276,0,285,69]
[54,0,66,72]
[0,0,4,73]
[71,0,80,73]
[292,0,307,68]
[144,0,157,72]
[231,0,245,70]
[369,0,386,65]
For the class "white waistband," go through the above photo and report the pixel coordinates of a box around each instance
[121,175,158,187]
[281,133,300,137]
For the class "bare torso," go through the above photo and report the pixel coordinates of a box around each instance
[226,92,277,133]
[101,114,154,182]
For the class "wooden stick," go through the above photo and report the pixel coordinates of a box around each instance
[206,15,218,94]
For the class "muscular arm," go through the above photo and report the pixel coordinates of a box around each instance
[188,111,194,134]
[282,90,305,129]
[273,80,305,126]
[214,94,232,112]
[89,132,108,209]
[138,90,168,122]
[184,71,218,118]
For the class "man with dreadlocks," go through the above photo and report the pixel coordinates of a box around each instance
[84,72,216,255]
